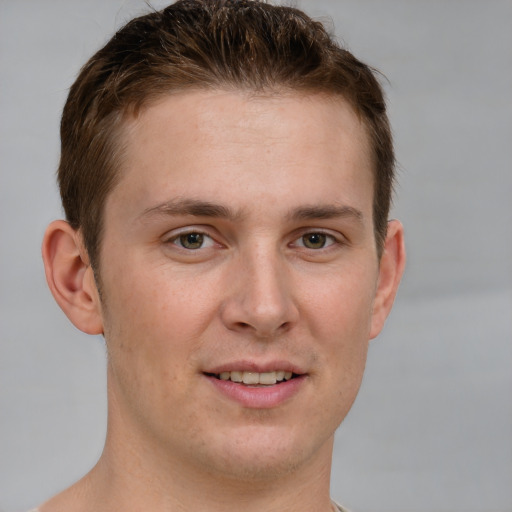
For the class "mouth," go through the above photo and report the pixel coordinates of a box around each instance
[203,366,306,408]
[204,370,299,386]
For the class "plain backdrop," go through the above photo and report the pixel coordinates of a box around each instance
[1,1,511,511]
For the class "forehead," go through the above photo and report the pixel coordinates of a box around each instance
[109,90,373,220]
[124,89,371,157]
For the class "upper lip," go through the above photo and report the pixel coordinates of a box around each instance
[204,360,306,375]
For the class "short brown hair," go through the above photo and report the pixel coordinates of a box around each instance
[58,0,395,271]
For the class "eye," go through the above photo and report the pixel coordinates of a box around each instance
[294,232,337,250]
[171,231,215,250]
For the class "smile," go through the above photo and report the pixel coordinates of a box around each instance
[210,370,295,386]
[204,369,305,408]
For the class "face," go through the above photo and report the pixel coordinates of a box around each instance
[97,90,382,480]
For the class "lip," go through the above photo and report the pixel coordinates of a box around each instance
[205,373,306,409]
[205,360,305,375]
[203,360,307,409]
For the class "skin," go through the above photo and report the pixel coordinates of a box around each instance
[42,90,405,512]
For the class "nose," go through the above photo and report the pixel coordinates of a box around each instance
[220,247,299,338]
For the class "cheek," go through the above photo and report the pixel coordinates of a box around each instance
[101,272,202,430]
[100,258,224,389]
[104,257,212,335]
[100,269,187,385]
[300,266,375,395]
[302,264,376,343]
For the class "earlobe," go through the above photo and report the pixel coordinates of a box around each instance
[369,219,406,340]
[42,220,103,335]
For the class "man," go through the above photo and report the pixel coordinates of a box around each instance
[39,1,405,511]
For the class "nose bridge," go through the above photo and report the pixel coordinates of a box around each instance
[222,239,298,336]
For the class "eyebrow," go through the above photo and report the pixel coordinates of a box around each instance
[287,204,364,223]
[138,198,242,221]
[138,198,363,224]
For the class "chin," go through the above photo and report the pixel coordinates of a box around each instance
[199,423,335,482]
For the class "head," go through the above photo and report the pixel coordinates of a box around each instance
[43,0,405,489]
[58,0,394,275]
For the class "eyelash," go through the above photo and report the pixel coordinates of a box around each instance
[163,228,344,252]
[291,231,339,250]
[165,230,216,250]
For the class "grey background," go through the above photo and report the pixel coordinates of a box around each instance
[1,1,511,511]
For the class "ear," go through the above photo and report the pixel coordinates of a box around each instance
[369,219,406,340]
[42,220,103,335]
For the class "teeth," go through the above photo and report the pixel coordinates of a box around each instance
[259,372,277,385]
[242,372,260,385]
[230,371,243,383]
[216,370,294,385]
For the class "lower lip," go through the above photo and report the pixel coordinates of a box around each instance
[205,375,306,409]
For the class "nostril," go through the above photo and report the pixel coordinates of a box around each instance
[232,320,292,337]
